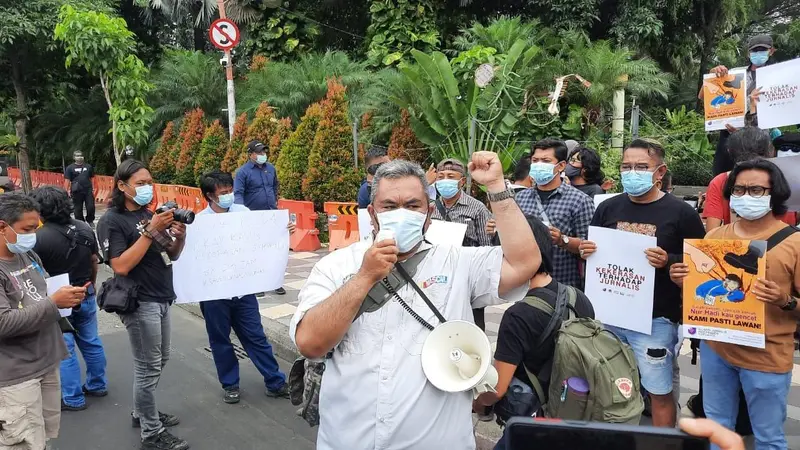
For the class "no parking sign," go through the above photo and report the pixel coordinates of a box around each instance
[208,18,240,51]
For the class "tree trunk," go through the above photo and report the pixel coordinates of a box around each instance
[695,0,721,110]
[100,74,122,166]
[9,49,32,193]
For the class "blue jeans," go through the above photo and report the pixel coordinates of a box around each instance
[200,295,286,392]
[606,317,678,395]
[700,341,791,450]
[60,295,107,407]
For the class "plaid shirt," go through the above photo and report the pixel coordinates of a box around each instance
[431,192,493,247]
[515,184,595,287]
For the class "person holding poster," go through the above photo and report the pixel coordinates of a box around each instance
[670,158,800,450]
[96,159,189,450]
[578,139,706,428]
[197,170,293,404]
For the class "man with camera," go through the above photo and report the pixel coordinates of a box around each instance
[291,153,540,449]
[97,160,189,450]
[32,186,107,412]
[234,140,286,295]
[198,170,294,404]
[0,192,86,449]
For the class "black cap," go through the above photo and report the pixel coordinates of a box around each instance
[747,35,773,50]
[247,140,266,153]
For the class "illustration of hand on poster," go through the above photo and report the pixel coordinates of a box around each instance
[682,239,766,348]
[703,68,747,131]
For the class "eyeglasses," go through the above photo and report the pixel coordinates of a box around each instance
[731,185,770,198]
[619,164,652,172]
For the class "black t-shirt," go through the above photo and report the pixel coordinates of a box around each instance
[573,183,605,198]
[494,280,595,389]
[65,164,94,192]
[97,207,175,303]
[591,193,706,322]
[34,220,98,286]
[537,188,555,205]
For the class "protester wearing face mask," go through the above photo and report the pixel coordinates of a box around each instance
[197,170,294,404]
[579,139,705,429]
[291,155,540,450]
[671,158,800,450]
[701,34,777,175]
[95,160,189,450]
[565,146,607,198]
[64,150,96,226]
[234,140,286,295]
[0,193,86,449]
[516,138,594,289]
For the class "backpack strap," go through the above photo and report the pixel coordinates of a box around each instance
[767,226,799,251]
[434,198,451,222]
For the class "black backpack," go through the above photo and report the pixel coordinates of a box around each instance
[687,225,799,436]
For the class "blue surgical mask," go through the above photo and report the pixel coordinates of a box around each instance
[129,184,154,206]
[730,194,772,221]
[435,179,460,199]
[256,154,268,165]
[621,170,656,197]
[750,51,769,66]
[5,227,36,254]
[529,162,558,186]
[216,193,235,210]
[376,208,427,253]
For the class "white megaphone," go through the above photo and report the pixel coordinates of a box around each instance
[421,320,498,398]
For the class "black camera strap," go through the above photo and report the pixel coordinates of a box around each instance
[396,263,447,326]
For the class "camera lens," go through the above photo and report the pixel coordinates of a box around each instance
[175,210,195,224]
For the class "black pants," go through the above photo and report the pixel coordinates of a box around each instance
[72,190,96,224]
[472,307,486,331]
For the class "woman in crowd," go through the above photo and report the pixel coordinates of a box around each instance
[565,146,607,198]
[671,158,799,450]
[96,160,189,450]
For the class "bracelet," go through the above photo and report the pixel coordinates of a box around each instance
[140,229,154,240]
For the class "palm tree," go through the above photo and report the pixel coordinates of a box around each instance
[451,16,549,55]
[148,49,226,133]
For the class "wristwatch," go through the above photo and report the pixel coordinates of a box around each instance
[486,189,515,203]
[781,296,797,311]
[560,234,570,247]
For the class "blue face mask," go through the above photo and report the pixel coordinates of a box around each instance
[750,51,769,66]
[435,179,461,199]
[730,194,772,221]
[529,162,558,186]
[216,193,235,210]
[376,208,427,253]
[256,154,268,165]
[621,170,656,197]
[5,227,37,254]
[127,184,154,206]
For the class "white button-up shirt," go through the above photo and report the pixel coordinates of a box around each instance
[290,241,527,450]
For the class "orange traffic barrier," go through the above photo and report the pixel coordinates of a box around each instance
[94,176,114,205]
[8,168,20,188]
[324,202,359,252]
[278,199,321,252]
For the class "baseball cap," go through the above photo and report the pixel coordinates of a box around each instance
[747,35,773,51]
[247,140,266,153]
[436,158,466,175]
[565,140,580,153]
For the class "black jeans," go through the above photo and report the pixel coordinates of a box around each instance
[72,190,95,224]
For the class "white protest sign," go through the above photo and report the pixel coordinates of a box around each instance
[594,193,620,210]
[584,226,657,335]
[46,274,72,317]
[357,215,467,247]
[173,210,290,303]
[753,58,800,129]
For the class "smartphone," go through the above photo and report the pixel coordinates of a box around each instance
[504,417,709,450]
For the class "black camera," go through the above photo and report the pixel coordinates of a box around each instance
[156,201,195,224]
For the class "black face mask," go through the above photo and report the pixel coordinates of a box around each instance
[565,164,581,178]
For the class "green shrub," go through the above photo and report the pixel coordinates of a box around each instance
[150,121,177,183]
[194,120,228,185]
[388,109,429,165]
[302,79,362,209]
[269,117,293,162]
[236,102,277,168]
[221,113,249,173]
[174,109,206,186]
[276,103,323,200]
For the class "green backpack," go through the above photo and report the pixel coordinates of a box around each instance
[522,283,644,424]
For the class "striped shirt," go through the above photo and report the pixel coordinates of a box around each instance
[515,184,594,287]
[431,192,493,247]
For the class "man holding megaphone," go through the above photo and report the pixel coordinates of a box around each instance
[290,152,540,450]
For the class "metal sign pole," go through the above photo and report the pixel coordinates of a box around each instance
[216,1,237,139]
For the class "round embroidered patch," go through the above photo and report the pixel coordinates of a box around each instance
[615,377,633,399]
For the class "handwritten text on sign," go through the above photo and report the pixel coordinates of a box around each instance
[173,210,290,303]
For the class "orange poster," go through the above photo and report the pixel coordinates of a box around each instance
[682,239,766,349]
[703,68,747,131]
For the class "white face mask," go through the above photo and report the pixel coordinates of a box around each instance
[729,194,772,221]
[376,208,427,253]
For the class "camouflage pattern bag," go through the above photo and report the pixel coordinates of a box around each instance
[288,357,326,427]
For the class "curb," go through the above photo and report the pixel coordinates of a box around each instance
[175,302,502,449]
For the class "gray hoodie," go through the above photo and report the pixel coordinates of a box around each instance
[0,252,67,387]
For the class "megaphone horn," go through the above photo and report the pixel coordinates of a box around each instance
[421,320,498,399]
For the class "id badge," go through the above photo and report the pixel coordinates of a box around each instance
[160,251,172,267]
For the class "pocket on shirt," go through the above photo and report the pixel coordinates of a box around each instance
[399,282,450,356]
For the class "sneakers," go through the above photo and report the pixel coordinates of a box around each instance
[274,287,286,295]
[224,388,241,404]
[140,430,189,450]
[61,401,88,412]
[133,411,181,428]
[82,386,108,397]
[265,384,290,399]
